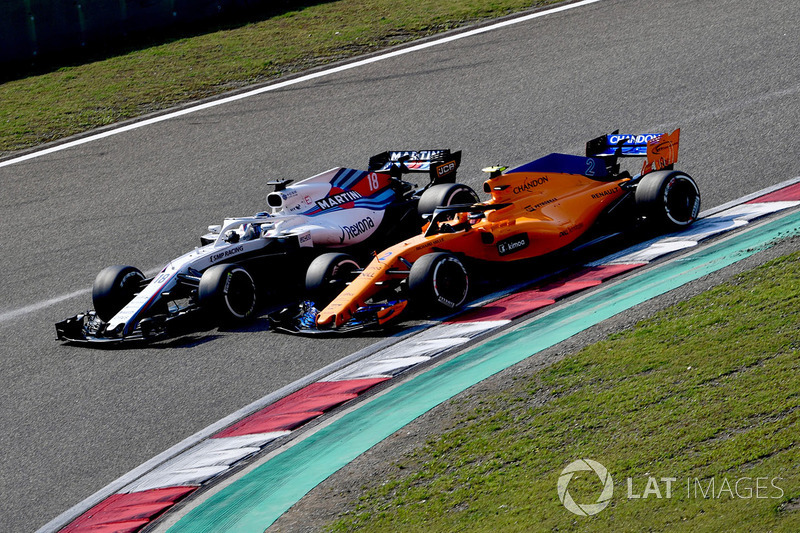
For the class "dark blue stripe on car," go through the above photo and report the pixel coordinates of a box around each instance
[301,188,395,217]
[353,189,396,208]
[332,168,366,190]
[509,153,608,178]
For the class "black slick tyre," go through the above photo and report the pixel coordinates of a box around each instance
[198,264,257,322]
[305,253,360,305]
[417,183,480,216]
[635,170,701,230]
[407,252,469,314]
[92,265,145,321]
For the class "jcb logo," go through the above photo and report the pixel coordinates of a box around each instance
[436,160,456,178]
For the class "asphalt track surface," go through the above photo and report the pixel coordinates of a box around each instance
[1,0,797,531]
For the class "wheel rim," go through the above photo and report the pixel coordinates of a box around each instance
[330,259,359,283]
[663,176,700,225]
[432,258,468,308]
[119,271,144,292]
[224,269,256,318]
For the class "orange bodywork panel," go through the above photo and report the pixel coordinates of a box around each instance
[316,166,632,328]
[641,128,680,176]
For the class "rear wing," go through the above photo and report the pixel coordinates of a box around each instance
[586,129,680,176]
[368,150,462,183]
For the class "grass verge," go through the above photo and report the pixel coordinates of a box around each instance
[0,0,558,155]
[327,251,800,532]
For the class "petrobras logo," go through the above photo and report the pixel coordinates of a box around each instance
[608,133,662,146]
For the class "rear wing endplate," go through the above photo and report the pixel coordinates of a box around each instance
[368,150,462,183]
[586,129,680,176]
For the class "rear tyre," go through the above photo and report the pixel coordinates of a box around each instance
[305,253,360,305]
[198,264,257,322]
[407,252,469,314]
[92,265,145,321]
[635,170,701,230]
[417,183,480,217]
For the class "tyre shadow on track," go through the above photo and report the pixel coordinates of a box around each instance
[88,230,654,349]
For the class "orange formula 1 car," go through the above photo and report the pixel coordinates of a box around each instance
[274,129,700,333]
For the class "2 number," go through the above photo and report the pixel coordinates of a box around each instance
[586,158,596,176]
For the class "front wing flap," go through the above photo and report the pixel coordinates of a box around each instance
[270,300,407,335]
[55,312,144,345]
[55,310,192,345]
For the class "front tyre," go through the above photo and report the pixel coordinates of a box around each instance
[92,265,145,321]
[635,170,701,230]
[408,252,469,314]
[198,264,257,322]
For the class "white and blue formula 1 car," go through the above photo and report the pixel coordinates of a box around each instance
[55,150,479,344]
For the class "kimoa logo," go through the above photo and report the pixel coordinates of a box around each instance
[497,234,529,256]
[557,459,614,516]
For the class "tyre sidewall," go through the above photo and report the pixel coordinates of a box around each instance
[636,171,700,229]
[408,252,469,312]
[92,265,145,321]
[198,264,257,322]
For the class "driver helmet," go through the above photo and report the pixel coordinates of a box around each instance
[241,223,261,241]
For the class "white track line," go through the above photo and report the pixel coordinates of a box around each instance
[0,288,91,323]
[0,267,162,325]
[3,0,603,322]
[1,0,602,170]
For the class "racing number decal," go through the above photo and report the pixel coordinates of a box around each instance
[586,158,596,177]
[368,172,380,192]
[352,171,390,197]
